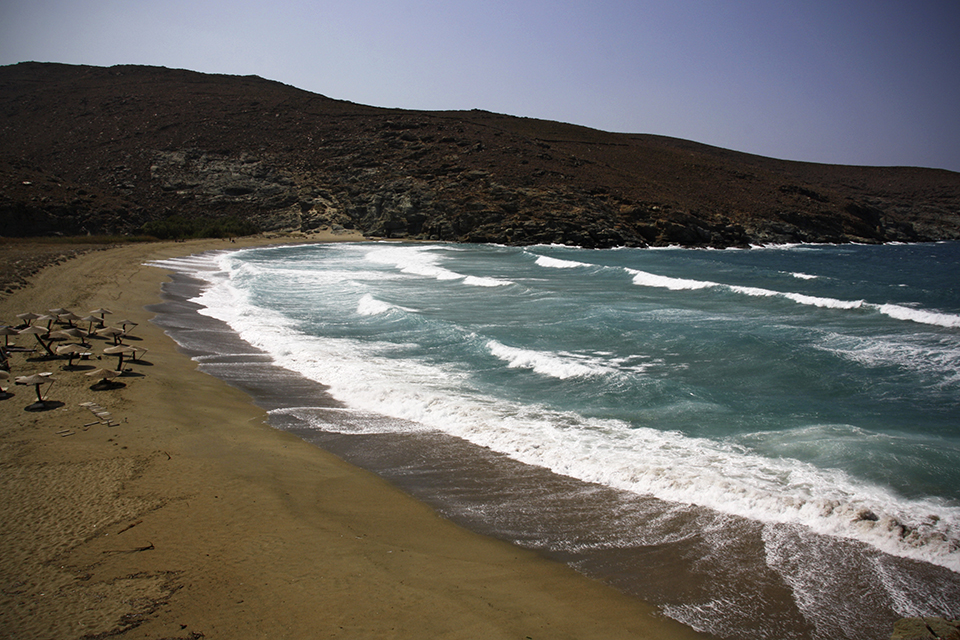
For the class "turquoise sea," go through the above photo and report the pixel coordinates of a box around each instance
[149,241,960,640]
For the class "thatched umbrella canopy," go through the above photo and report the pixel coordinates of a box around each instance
[89,308,112,328]
[103,344,136,371]
[85,367,122,387]
[56,343,85,368]
[97,326,125,345]
[16,312,41,327]
[78,315,100,332]
[114,319,139,337]
[49,328,90,347]
[35,315,58,330]
[15,373,54,403]
[85,367,120,379]
[0,326,18,347]
[58,311,83,327]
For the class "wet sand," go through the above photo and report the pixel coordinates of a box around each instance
[0,233,708,639]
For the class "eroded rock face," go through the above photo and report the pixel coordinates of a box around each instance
[890,617,960,640]
[148,150,304,231]
[2,62,959,246]
[151,150,297,205]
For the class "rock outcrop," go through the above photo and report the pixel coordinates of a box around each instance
[2,62,959,247]
[891,617,960,640]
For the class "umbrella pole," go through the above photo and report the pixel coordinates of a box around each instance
[35,384,43,403]
[34,334,54,357]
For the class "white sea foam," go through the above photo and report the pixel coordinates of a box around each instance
[627,269,718,290]
[814,331,960,386]
[727,284,780,298]
[784,292,865,310]
[878,303,960,328]
[366,246,462,280]
[628,269,863,312]
[357,294,394,316]
[366,245,512,286]
[487,340,617,380]
[145,251,233,274]
[534,255,592,269]
[463,275,512,287]
[626,266,960,327]
[791,272,819,280]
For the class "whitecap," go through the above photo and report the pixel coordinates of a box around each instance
[535,255,592,269]
[357,294,394,316]
[626,268,718,290]
[486,340,613,379]
[464,275,513,287]
[877,303,960,328]
[785,292,865,310]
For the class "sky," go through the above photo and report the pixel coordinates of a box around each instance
[2,1,959,172]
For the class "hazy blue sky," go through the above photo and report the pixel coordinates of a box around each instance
[2,1,959,171]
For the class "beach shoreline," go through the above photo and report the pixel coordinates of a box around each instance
[0,233,707,639]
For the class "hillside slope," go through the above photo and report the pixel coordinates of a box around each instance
[2,62,958,247]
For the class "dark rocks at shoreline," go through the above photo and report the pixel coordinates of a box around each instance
[2,62,959,247]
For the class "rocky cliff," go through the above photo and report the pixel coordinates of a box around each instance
[890,617,960,640]
[2,62,959,247]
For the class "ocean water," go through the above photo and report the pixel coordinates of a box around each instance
[148,241,960,639]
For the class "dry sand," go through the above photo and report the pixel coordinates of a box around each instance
[0,233,709,640]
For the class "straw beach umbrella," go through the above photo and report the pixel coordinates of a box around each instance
[114,319,139,337]
[48,307,70,317]
[16,312,41,327]
[58,311,83,327]
[35,315,58,330]
[49,328,90,347]
[79,315,101,333]
[85,367,122,387]
[97,326,125,345]
[89,308,112,328]
[56,343,85,368]
[15,373,54,404]
[104,344,136,371]
[0,326,18,347]
[86,367,120,380]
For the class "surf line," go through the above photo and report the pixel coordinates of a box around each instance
[625,268,960,328]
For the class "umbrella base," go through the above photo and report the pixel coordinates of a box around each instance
[24,400,64,412]
[91,380,126,391]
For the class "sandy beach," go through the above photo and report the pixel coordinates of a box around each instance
[0,233,708,640]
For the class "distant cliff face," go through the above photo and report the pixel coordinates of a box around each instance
[2,62,959,247]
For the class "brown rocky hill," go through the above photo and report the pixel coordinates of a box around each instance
[2,61,959,247]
